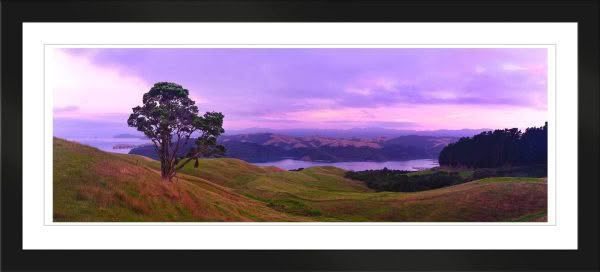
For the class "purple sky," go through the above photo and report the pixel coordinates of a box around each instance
[51,48,547,136]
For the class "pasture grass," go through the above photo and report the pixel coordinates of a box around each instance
[55,138,548,222]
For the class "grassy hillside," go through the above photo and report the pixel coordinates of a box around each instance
[54,138,547,222]
[53,138,309,222]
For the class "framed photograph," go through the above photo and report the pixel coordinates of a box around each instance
[2,0,598,271]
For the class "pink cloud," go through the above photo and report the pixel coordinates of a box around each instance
[49,49,151,119]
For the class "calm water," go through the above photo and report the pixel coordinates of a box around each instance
[62,138,440,171]
[252,159,439,171]
[64,137,150,154]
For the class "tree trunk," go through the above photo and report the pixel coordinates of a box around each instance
[160,136,173,182]
[162,165,174,182]
[160,157,170,181]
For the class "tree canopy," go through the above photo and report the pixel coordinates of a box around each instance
[127,82,225,181]
[438,123,547,168]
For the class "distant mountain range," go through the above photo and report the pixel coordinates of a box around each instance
[115,127,488,140]
[129,133,458,163]
[224,127,490,138]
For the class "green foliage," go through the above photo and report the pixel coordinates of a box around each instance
[127,82,225,180]
[345,168,465,192]
[439,123,548,168]
[472,168,496,180]
[345,164,546,193]
[473,165,547,179]
[267,199,322,217]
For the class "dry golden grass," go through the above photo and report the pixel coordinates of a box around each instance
[54,138,310,222]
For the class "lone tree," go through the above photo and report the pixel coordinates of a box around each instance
[128,82,225,181]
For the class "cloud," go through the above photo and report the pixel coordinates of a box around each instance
[502,63,526,71]
[425,90,458,100]
[475,65,486,74]
[345,88,373,96]
[53,105,79,113]
[324,120,416,129]
[52,48,548,131]
[189,94,209,105]
[50,49,151,119]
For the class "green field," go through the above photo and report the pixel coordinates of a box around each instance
[53,138,548,222]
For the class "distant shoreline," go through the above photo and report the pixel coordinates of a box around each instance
[251,158,440,172]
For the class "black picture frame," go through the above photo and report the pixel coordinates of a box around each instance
[1,0,598,271]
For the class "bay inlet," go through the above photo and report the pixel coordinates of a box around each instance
[252,159,439,171]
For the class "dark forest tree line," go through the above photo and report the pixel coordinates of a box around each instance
[438,122,547,168]
[345,168,464,192]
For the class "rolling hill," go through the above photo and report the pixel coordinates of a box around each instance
[224,127,491,138]
[129,133,457,163]
[54,138,547,222]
